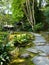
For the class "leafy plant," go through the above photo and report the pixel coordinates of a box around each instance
[0,42,15,65]
[11,0,25,22]
[13,33,34,47]
[33,23,44,32]
[44,7,49,26]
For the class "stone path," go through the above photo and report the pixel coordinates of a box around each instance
[27,33,49,65]
[33,33,46,45]
[32,56,49,65]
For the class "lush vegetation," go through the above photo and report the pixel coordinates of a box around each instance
[0,0,49,65]
[9,32,34,47]
[0,32,35,65]
[0,0,49,32]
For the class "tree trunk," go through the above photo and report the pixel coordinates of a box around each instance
[22,0,36,30]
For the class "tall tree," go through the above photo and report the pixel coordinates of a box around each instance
[11,0,36,30]
[22,0,36,30]
[11,0,44,30]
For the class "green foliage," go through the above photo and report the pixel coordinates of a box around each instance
[0,43,12,65]
[0,32,8,44]
[0,32,15,65]
[11,0,25,22]
[34,0,44,24]
[5,42,15,51]
[22,20,32,31]
[0,14,13,24]
[43,7,49,30]
[0,14,13,31]
[13,17,33,31]
[33,23,44,32]
[44,7,49,24]
[12,33,34,47]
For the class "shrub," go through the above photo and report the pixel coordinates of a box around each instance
[44,7,49,24]
[33,23,44,32]
[0,44,10,65]
[0,32,9,44]
[9,33,34,47]
[14,33,34,47]
[0,42,15,65]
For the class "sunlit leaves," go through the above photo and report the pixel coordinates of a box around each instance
[11,0,26,22]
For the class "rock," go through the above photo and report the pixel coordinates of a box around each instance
[33,36,46,45]
[34,42,45,46]
[26,48,38,53]
[39,53,47,56]
[33,33,41,37]
[31,56,49,65]
[20,53,30,58]
[36,46,49,55]
[33,36,46,43]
